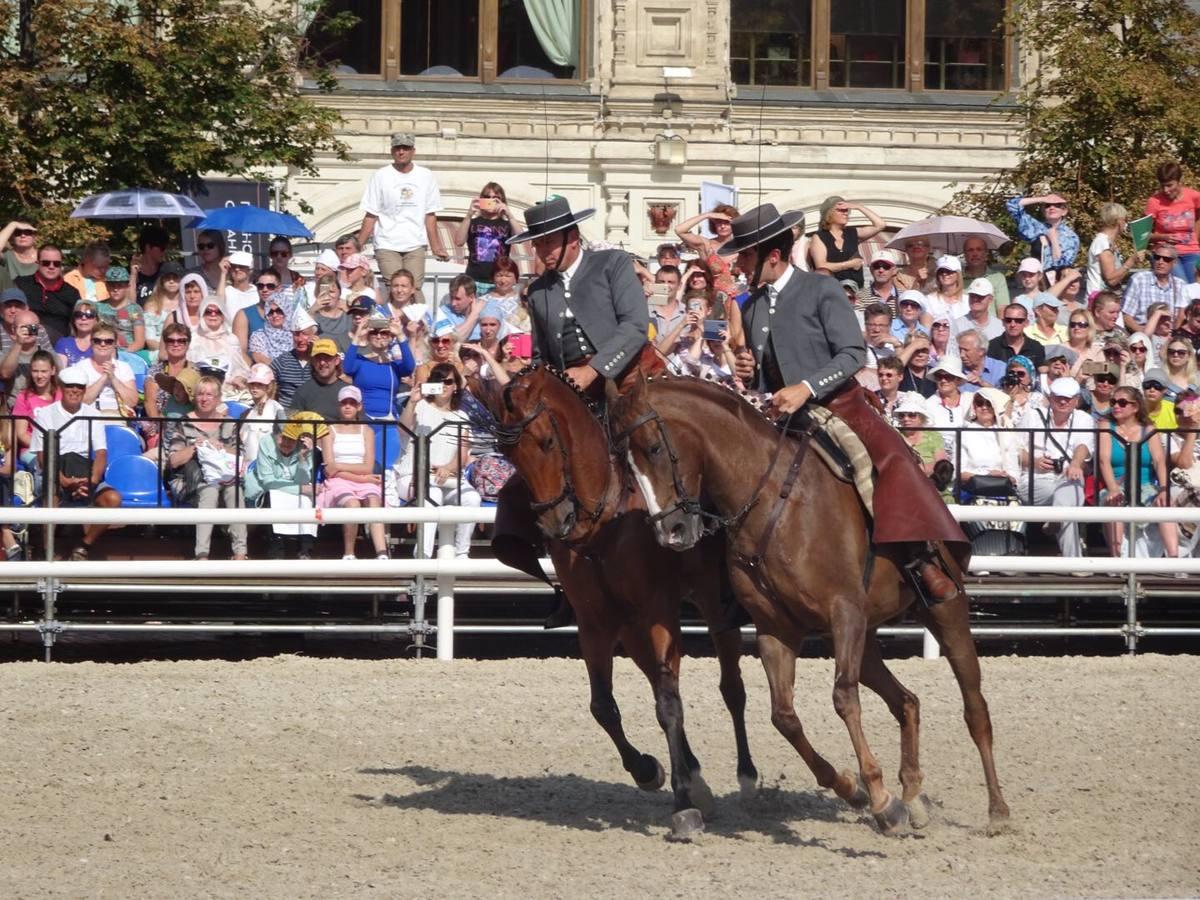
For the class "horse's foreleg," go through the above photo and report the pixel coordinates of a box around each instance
[623,622,709,839]
[756,633,867,809]
[710,624,759,797]
[578,626,664,791]
[859,632,929,828]
[829,605,908,834]
[914,589,1011,828]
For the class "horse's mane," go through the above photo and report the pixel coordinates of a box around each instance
[640,370,777,431]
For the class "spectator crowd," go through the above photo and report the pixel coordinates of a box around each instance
[1,138,1199,566]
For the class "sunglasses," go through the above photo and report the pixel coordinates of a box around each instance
[1168,348,1190,356]
[898,301,921,308]
[1094,375,1117,385]
[368,328,391,336]
[1008,370,1029,379]
[164,337,189,345]
[870,261,895,270]
[442,378,457,385]
[1113,398,1136,408]
[431,337,453,345]
[1044,202,1068,209]
[203,308,224,316]
[1152,254,1175,263]
[932,322,950,329]
[256,282,278,290]
[196,242,217,250]
[12,228,36,237]
[349,308,369,316]
[1143,382,1165,391]
[267,307,285,315]
[39,259,62,267]
[1051,393,1075,401]
[270,249,291,257]
[933,372,958,380]
[91,337,115,346]
[1131,345,1148,353]
[1069,321,1088,328]
[1003,317,1027,324]
[74,311,97,319]
[896,411,922,418]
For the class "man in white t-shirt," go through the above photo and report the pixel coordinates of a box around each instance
[356,131,449,290]
[30,365,122,559]
[1016,376,1095,558]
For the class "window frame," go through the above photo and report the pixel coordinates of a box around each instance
[318,0,589,83]
[733,0,1012,94]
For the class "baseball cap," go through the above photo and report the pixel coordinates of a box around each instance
[1049,376,1081,398]
[967,278,994,297]
[934,254,961,273]
[311,338,339,357]
[315,249,340,271]
[1142,367,1171,388]
[349,295,376,313]
[159,261,184,279]
[340,253,370,271]
[366,314,391,330]
[247,363,275,385]
[1044,345,1078,366]
[896,289,926,311]
[58,365,89,387]
[0,287,28,305]
[338,384,363,404]
[104,265,130,283]
[227,250,254,269]
[1033,292,1062,309]
[870,248,905,267]
[433,321,457,339]
[1017,258,1043,275]
[390,131,416,148]
[838,278,859,292]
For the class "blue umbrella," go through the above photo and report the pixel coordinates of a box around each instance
[194,205,314,239]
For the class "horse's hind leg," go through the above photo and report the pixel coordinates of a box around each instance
[914,588,1011,828]
[859,632,929,828]
[828,606,909,834]
[578,626,665,791]
[756,633,869,810]
[710,623,759,797]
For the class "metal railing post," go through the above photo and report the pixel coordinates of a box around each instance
[1125,436,1139,656]
[410,425,431,658]
[42,428,59,663]
[435,535,456,661]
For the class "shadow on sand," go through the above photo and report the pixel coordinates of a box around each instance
[356,764,897,856]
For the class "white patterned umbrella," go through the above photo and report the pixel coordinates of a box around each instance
[885,215,1011,255]
[71,188,206,220]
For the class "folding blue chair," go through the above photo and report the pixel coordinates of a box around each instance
[104,425,143,460]
[104,455,172,508]
[118,350,149,394]
[373,424,404,474]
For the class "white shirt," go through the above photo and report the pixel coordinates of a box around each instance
[925,393,969,455]
[1087,232,1120,296]
[225,285,258,314]
[953,312,1004,342]
[925,292,970,322]
[559,249,585,319]
[80,359,135,412]
[360,163,443,252]
[1017,406,1095,471]
[398,400,468,475]
[31,401,107,455]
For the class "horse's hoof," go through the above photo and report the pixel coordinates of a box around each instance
[667,807,705,842]
[986,806,1013,836]
[635,756,666,792]
[737,771,760,800]
[842,771,870,810]
[906,793,932,830]
[872,793,909,836]
[689,773,716,819]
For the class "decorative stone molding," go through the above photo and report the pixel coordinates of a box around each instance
[604,189,631,245]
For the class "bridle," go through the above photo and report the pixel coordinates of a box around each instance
[493,384,609,525]
[612,389,800,538]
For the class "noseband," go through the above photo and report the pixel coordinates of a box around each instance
[494,389,608,524]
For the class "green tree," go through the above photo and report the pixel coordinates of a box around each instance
[948,0,1200,247]
[0,0,349,244]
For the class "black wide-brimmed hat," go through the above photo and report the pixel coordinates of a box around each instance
[507,196,595,244]
[718,203,806,256]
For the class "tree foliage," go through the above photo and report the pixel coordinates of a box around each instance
[0,0,349,244]
[947,0,1200,244]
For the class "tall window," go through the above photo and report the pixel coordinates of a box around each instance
[830,1,905,89]
[730,0,1009,93]
[924,0,1006,91]
[730,0,812,87]
[306,0,582,80]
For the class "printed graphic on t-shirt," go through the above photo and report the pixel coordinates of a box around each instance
[472,221,509,264]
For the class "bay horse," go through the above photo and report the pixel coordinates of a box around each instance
[470,364,760,839]
[609,373,1010,834]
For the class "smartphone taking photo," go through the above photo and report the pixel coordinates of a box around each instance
[420,382,445,397]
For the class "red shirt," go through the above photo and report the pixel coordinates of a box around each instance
[1145,187,1200,255]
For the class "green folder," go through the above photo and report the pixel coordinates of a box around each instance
[1129,215,1153,252]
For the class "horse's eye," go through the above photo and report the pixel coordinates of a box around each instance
[649,443,663,457]
[541,435,554,452]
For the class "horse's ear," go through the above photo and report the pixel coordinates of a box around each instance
[467,373,501,416]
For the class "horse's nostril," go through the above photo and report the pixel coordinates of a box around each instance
[670,523,685,544]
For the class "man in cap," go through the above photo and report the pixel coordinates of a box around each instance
[0,287,51,360]
[30,365,122,560]
[954,278,1003,341]
[856,248,903,312]
[728,203,971,604]
[287,337,345,420]
[1027,292,1068,344]
[0,305,53,403]
[357,131,449,286]
[961,235,1010,314]
[506,196,649,392]
[1122,242,1189,333]
[1016,376,1093,558]
[271,307,319,408]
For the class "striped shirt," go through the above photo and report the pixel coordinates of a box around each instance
[270,351,310,408]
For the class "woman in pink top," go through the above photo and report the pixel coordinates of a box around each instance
[12,350,61,465]
[1145,160,1200,285]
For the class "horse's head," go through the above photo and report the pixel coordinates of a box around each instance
[482,365,611,543]
[608,374,706,551]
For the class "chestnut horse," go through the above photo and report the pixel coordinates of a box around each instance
[470,365,758,839]
[609,374,1010,833]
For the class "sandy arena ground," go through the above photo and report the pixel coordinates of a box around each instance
[1,653,1197,898]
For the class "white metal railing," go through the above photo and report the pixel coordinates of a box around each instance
[2,506,1197,661]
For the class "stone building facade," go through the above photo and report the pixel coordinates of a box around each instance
[295,0,1024,258]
